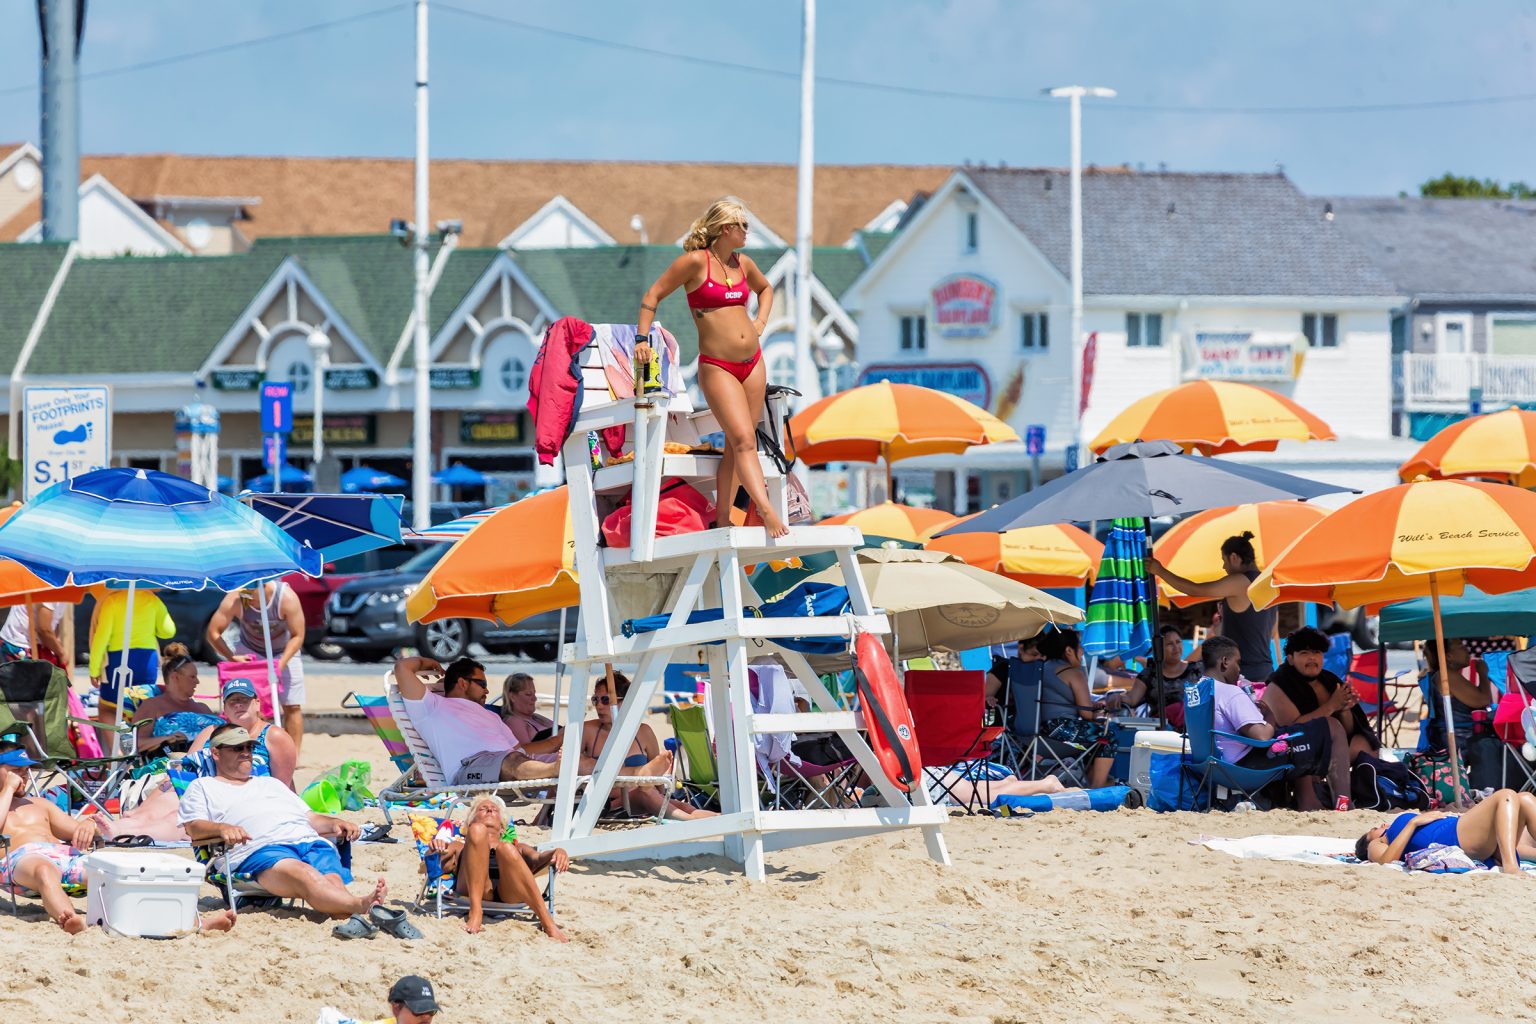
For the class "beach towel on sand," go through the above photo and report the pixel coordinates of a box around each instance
[1196,834,1536,873]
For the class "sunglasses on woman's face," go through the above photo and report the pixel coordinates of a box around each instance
[592,695,612,706]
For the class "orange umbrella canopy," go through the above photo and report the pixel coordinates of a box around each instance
[1153,501,1330,607]
[405,487,578,626]
[790,382,1019,465]
[819,502,960,545]
[1248,480,1536,612]
[0,504,98,606]
[1398,408,1536,487]
[924,514,1102,588]
[1090,380,1335,456]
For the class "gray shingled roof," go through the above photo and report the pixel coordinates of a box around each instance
[1324,195,1536,300]
[966,168,1399,297]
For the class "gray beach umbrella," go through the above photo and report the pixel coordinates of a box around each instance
[936,440,1357,535]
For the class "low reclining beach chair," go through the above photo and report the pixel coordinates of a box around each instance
[668,704,720,810]
[344,690,427,824]
[407,812,549,921]
[1180,676,1304,811]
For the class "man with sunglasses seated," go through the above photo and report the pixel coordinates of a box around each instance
[392,656,592,785]
[178,727,387,919]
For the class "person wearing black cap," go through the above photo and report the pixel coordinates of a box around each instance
[387,975,441,1023]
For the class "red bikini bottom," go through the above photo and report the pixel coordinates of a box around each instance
[698,346,763,383]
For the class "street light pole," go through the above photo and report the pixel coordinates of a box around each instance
[410,0,432,530]
[1045,85,1115,470]
[792,0,818,406]
[307,330,331,465]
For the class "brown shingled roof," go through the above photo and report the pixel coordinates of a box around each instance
[63,152,949,248]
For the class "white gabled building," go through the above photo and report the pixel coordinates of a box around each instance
[841,167,1409,511]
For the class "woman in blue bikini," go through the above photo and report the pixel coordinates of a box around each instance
[1357,789,1536,873]
[581,671,715,821]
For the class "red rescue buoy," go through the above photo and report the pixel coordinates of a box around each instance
[853,632,922,792]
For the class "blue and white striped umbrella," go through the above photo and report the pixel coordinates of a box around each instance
[1082,518,1154,659]
[0,467,322,590]
[404,503,510,543]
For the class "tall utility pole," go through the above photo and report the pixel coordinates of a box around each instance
[411,0,432,530]
[38,0,83,241]
[1045,85,1115,470]
[792,0,818,406]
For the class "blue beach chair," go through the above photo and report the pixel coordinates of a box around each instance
[1181,676,1303,811]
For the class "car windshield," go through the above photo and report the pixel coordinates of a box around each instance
[398,544,450,573]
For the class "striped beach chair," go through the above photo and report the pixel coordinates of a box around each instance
[343,690,427,824]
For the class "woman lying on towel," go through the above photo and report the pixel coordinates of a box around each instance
[1356,789,1536,874]
[582,672,717,821]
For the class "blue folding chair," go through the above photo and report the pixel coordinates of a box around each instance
[1181,676,1302,811]
[1005,658,1097,786]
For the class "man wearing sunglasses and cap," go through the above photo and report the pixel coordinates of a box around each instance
[178,727,387,920]
[0,740,98,933]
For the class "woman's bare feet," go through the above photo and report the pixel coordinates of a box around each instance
[55,909,86,935]
[760,505,789,538]
[199,909,237,932]
[464,907,483,934]
[541,918,569,943]
[354,877,388,914]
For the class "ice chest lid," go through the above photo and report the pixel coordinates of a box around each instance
[82,849,200,880]
[1133,730,1187,752]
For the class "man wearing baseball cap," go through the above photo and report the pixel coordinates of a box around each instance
[387,975,441,1022]
[0,739,97,933]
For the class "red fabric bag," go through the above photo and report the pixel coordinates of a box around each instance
[602,479,716,547]
[1494,690,1529,745]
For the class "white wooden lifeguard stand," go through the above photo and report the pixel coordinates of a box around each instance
[540,338,949,881]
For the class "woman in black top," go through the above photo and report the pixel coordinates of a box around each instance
[1125,624,1202,728]
[1147,531,1276,683]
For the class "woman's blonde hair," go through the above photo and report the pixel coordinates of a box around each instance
[683,197,749,251]
[466,794,508,828]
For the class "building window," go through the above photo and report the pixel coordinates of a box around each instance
[1126,312,1163,348]
[287,359,313,394]
[964,212,978,254]
[1302,313,1338,348]
[899,315,927,352]
[499,356,527,393]
[1019,311,1049,351]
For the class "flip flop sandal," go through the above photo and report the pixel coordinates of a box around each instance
[109,834,155,848]
[358,823,397,844]
[368,906,423,941]
[332,914,379,940]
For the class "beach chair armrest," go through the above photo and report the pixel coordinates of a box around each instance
[67,715,135,735]
[1214,729,1303,749]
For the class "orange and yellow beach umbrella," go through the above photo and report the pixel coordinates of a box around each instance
[790,382,1019,466]
[406,487,578,626]
[1398,408,1536,487]
[1090,380,1335,456]
[1153,501,1330,606]
[924,516,1102,588]
[819,502,960,546]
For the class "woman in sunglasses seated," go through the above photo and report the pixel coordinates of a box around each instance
[580,671,716,821]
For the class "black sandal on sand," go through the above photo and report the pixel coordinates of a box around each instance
[369,906,423,941]
[358,823,397,844]
[333,914,379,940]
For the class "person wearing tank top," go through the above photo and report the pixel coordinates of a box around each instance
[207,581,309,755]
[1147,531,1276,682]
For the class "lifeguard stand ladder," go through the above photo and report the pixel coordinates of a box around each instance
[540,338,949,881]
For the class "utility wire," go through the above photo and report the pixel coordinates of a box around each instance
[0,3,409,99]
[437,2,1536,116]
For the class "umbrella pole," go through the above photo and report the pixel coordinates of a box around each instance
[1430,576,1466,806]
[25,600,37,659]
[258,584,284,733]
[1143,517,1165,729]
[113,583,136,759]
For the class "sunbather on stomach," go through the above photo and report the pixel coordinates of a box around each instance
[583,672,716,821]
[1357,789,1536,874]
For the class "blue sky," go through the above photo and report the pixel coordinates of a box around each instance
[1,0,1532,196]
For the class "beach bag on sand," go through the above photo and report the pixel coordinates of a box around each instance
[303,760,374,814]
[1405,751,1456,808]
[1149,753,1206,812]
[1351,753,1430,811]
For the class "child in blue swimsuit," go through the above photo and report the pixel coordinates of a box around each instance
[1357,789,1536,873]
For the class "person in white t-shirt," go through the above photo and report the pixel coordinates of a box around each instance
[178,727,385,919]
[0,601,67,663]
[393,656,592,784]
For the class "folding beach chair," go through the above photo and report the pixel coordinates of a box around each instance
[1348,650,1415,747]
[905,670,1003,815]
[1006,658,1098,787]
[407,813,549,921]
[748,662,860,811]
[1181,676,1304,811]
[343,690,425,824]
[667,704,719,810]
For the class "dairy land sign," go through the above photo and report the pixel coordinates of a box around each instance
[22,386,111,500]
[930,274,999,338]
[1189,332,1297,381]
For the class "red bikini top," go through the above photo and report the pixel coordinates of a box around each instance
[686,252,750,310]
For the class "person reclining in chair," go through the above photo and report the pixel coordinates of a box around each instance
[429,794,570,941]
[178,727,386,919]
[1202,636,1344,811]
[393,656,593,784]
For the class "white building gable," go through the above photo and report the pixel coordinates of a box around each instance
[17,174,188,257]
[500,195,616,249]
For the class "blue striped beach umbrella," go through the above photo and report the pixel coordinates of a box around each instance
[0,468,322,748]
[1082,518,1154,659]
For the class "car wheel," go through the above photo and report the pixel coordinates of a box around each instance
[419,620,469,662]
[523,641,559,662]
[349,649,390,664]
[306,641,346,662]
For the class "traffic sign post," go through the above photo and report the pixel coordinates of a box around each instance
[261,382,293,494]
[22,386,111,500]
[1025,424,1046,491]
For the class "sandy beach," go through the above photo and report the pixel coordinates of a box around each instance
[4,670,1532,1024]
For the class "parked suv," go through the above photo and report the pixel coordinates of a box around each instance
[322,544,574,663]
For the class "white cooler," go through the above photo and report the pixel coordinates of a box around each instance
[84,850,203,937]
[1128,730,1188,800]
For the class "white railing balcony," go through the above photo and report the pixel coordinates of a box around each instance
[1397,353,1536,411]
